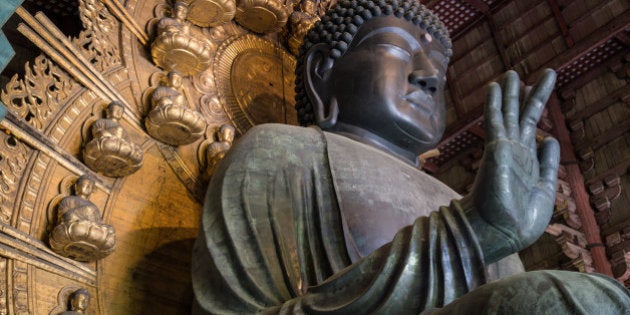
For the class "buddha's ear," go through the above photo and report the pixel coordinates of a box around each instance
[304,43,338,129]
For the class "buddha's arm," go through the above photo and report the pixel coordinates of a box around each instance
[194,125,486,314]
[266,201,486,314]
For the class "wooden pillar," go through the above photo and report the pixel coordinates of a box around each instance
[548,93,613,276]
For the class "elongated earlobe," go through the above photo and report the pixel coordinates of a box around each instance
[304,43,338,129]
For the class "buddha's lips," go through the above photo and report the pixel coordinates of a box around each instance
[403,90,433,115]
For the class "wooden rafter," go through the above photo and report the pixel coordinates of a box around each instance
[568,85,630,123]
[441,11,630,152]
[527,12,630,84]
[549,94,613,276]
[547,0,574,47]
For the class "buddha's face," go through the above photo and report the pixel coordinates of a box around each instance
[219,127,235,143]
[75,178,94,196]
[168,72,183,88]
[107,104,124,120]
[174,4,188,19]
[325,16,448,155]
[70,292,89,311]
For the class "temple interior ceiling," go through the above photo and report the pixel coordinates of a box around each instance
[0,0,627,313]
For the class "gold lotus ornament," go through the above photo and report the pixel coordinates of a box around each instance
[83,101,144,177]
[145,71,207,146]
[151,2,213,76]
[49,176,116,262]
[181,0,236,27]
[234,0,291,34]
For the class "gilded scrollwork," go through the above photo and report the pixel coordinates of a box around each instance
[145,71,206,145]
[73,0,121,72]
[83,101,143,177]
[0,55,76,130]
[49,176,116,262]
[0,133,29,225]
[151,2,213,76]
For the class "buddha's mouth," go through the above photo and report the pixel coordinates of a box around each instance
[403,90,433,116]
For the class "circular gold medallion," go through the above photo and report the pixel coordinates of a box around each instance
[214,35,297,133]
[234,0,289,34]
[182,0,236,27]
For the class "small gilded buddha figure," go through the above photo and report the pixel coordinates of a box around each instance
[156,1,191,36]
[203,124,235,181]
[287,0,320,55]
[151,1,212,76]
[60,288,91,315]
[83,101,143,177]
[145,71,206,146]
[49,176,116,262]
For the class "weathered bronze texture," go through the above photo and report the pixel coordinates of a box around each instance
[83,101,143,177]
[49,176,116,262]
[193,0,630,313]
[145,71,206,146]
[151,1,213,76]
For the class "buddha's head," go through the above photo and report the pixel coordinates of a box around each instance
[296,0,451,162]
[69,288,91,312]
[167,70,183,89]
[218,124,236,144]
[106,101,125,121]
[173,1,189,20]
[75,175,94,198]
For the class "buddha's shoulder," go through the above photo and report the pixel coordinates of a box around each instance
[235,124,324,151]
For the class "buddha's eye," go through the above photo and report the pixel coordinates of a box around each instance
[376,43,411,61]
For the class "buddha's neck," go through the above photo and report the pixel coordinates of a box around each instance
[327,122,419,166]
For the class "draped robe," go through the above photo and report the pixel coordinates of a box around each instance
[192,124,629,314]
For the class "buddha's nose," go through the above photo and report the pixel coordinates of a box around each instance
[408,69,439,94]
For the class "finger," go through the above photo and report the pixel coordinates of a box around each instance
[520,69,556,144]
[485,82,505,142]
[502,70,520,140]
[537,136,560,194]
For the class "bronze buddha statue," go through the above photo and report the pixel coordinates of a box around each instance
[192,0,630,313]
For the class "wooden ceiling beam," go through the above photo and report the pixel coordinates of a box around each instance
[558,50,628,97]
[461,0,490,13]
[526,12,630,84]
[440,12,629,154]
[546,0,574,47]
[446,71,466,119]
[616,32,630,46]
[575,119,630,152]
[567,85,630,123]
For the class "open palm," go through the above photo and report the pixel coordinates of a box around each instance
[463,69,560,264]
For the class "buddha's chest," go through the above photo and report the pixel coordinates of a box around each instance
[325,134,460,260]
